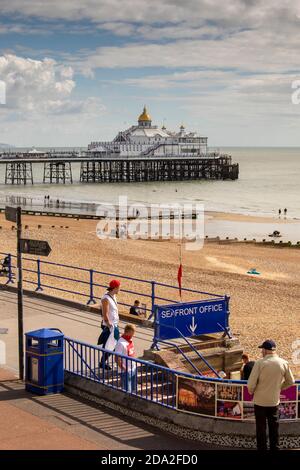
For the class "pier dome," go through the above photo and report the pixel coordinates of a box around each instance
[138,106,152,127]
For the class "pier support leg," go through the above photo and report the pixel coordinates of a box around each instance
[5,162,34,185]
[43,161,73,184]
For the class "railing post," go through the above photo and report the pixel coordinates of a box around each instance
[6,253,14,284]
[148,280,156,320]
[35,259,43,292]
[150,305,160,351]
[224,295,232,339]
[87,269,96,305]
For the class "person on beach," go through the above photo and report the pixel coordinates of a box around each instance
[284,208,287,218]
[241,353,255,380]
[129,300,141,316]
[115,324,137,393]
[278,208,281,218]
[97,279,121,370]
[247,339,295,451]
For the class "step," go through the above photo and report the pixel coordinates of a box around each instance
[137,381,174,395]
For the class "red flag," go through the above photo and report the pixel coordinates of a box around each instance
[177,263,183,298]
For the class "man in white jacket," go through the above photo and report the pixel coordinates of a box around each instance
[247,339,295,451]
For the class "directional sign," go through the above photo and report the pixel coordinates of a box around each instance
[5,206,17,223]
[155,298,228,341]
[20,239,51,257]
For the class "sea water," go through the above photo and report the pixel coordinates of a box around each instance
[0,147,299,219]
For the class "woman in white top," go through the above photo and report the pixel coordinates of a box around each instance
[101,280,120,329]
[98,279,121,370]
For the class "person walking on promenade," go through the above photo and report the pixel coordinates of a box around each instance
[97,279,121,370]
[115,324,137,393]
[247,339,295,451]
[241,353,255,380]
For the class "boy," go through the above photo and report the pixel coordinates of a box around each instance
[115,324,137,393]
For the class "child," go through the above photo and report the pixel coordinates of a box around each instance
[115,324,137,393]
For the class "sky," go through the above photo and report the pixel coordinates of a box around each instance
[0,0,300,147]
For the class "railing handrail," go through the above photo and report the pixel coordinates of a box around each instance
[64,336,261,385]
[154,338,203,376]
[154,323,220,378]
[0,251,224,299]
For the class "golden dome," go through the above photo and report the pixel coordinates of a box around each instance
[138,106,151,122]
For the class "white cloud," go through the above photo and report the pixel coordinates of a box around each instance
[0,54,75,112]
[0,54,106,146]
[0,54,105,116]
[0,0,297,28]
[73,25,300,75]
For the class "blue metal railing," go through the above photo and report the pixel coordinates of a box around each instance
[64,337,178,408]
[64,337,300,420]
[151,319,220,377]
[0,251,226,320]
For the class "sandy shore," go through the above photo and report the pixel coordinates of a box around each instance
[1,212,300,377]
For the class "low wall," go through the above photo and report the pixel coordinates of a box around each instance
[64,371,300,449]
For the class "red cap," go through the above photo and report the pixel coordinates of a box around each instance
[109,279,121,289]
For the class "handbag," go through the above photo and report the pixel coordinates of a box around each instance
[114,326,120,341]
[97,325,110,346]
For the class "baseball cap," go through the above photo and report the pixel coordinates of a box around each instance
[109,279,121,289]
[258,339,276,351]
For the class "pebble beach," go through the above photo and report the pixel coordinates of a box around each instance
[0,212,300,378]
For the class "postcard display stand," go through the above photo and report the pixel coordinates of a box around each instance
[176,376,299,421]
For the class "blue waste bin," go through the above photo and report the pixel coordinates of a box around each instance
[25,328,64,395]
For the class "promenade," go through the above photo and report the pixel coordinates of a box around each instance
[0,289,221,450]
[0,289,153,372]
[1,368,214,450]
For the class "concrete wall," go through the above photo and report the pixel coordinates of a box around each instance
[64,371,300,449]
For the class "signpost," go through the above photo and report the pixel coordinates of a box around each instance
[4,206,51,381]
[20,239,51,257]
[5,206,17,223]
[154,298,230,342]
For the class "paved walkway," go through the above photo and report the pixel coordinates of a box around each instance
[0,368,218,450]
[0,289,154,372]
[0,289,227,450]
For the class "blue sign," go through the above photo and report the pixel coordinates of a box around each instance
[155,298,228,341]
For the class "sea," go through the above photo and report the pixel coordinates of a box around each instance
[0,147,299,220]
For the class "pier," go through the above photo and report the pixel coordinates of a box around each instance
[0,153,239,185]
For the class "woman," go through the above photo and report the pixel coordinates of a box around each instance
[98,279,121,370]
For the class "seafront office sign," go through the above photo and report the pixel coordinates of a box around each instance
[155,298,229,341]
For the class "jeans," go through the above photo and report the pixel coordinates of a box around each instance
[254,404,280,451]
[121,370,137,393]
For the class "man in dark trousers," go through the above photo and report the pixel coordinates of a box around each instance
[247,339,295,451]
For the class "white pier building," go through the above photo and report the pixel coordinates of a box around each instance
[88,106,208,158]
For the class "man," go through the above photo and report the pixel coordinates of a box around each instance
[129,300,141,316]
[115,324,137,393]
[241,353,255,380]
[247,339,295,451]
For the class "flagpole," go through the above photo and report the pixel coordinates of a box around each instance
[177,210,183,300]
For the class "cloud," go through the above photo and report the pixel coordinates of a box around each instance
[0,54,105,116]
[0,54,106,145]
[0,54,75,112]
[0,0,296,27]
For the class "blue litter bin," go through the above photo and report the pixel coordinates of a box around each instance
[25,328,64,395]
